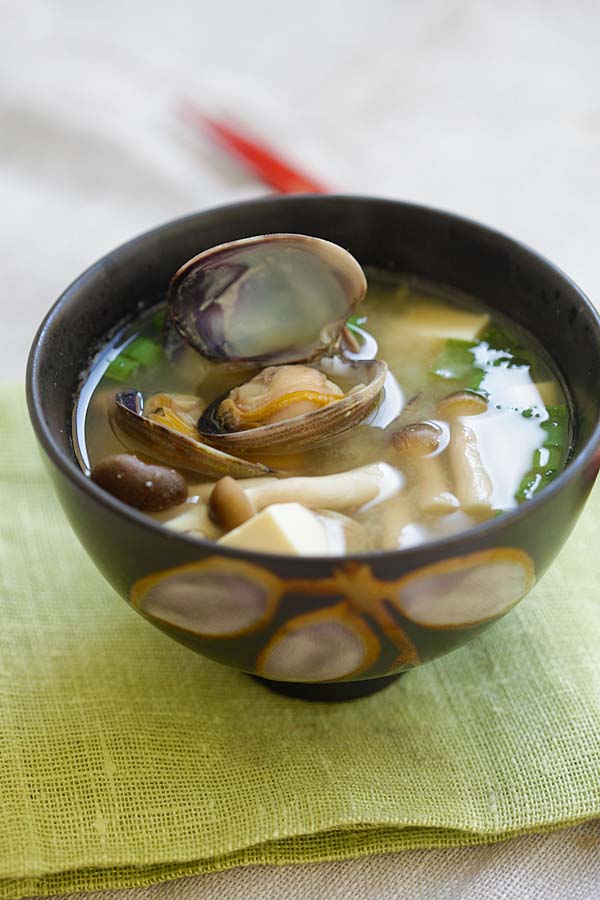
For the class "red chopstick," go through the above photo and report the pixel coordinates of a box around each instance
[179,100,328,195]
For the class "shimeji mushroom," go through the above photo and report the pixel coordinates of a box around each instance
[207,477,256,531]
[207,479,369,553]
[152,500,224,540]
[208,464,389,530]
[437,391,493,515]
[392,422,459,516]
[90,453,188,512]
[375,492,415,550]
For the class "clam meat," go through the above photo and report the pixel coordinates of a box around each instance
[111,390,271,478]
[218,365,345,429]
[198,359,388,455]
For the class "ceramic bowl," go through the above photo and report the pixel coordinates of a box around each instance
[26,196,600,700]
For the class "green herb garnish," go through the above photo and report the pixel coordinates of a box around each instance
[125,336,164,367]
[105,335,164,383]
[515,404,569,503]
[105,355,141,383]
[431,339,481,380]
[152,308,168,332]
[347,314,367,327]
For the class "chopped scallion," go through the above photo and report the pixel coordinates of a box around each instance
[125,336,164,367]
[105,355,140,382]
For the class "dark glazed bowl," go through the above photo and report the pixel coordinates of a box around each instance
[27,196,600,701]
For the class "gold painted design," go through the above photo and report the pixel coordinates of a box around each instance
[257,602,381,683]
[129,546,534,679]
[283,563,420,668]
[390,548,536,629]
[130,556,284,639]
[330,563,420,668]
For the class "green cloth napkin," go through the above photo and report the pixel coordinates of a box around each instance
[1,383,599,899]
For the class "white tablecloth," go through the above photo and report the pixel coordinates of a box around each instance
[3,0,599,896]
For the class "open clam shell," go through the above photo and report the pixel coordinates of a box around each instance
[111,391,271,478]
[197,360,388,455]
[168,234,367,365]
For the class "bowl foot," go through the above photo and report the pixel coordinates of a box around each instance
[250,672,403,702]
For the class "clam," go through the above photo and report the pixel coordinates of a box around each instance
[197,359,388,455]
[114,235,386,467]
[217,364,347,433]
[111,390,270,478]
[168,234,367,365]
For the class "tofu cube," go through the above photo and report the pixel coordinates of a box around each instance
[398,302,490,342]
[481,368,561,409]
[218,503,334,555]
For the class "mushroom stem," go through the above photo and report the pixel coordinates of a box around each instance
[378,493,414,550]
[448,422,493,514]
[436,390,493,515]
[153,501,224,539]
[341,325,362,354]
[189,477,279,503]
[245,466,383,513]
[413,456,460,516]
[391,422,458,516]
[208,465,385,527]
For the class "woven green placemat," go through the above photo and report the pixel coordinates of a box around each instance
[1,383,598,899]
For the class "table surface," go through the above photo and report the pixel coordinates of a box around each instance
[3,1,599,897]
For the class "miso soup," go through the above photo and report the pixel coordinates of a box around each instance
[74,270,571,555]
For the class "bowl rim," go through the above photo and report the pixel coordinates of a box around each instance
[26,193,600,566]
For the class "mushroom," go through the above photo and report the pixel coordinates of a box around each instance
[208,477,255,531]
[153,501,224,539]
[391,421,442,455]
[436,390,488,418]
[448,424,494,514]
[189,477,279,503]
[392,422,459,516]
[376,493,415,550]
[436,391,493,515]
[340,325,362,354]
[208,464,387,528]
[90,453,188,512]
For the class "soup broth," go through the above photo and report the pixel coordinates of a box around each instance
[75,271,571,554]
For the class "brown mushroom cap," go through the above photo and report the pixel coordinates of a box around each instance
[391,422,443,457]
[91,454,188,512]
[436,390,488,418]
[209,476,256,531]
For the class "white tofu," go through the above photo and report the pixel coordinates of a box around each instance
[480,369,560,409]
[397,302,489,341]
[218,503,338,555]
[154,501,223,539]
[532,381,561,406]
[512,380,561,408]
